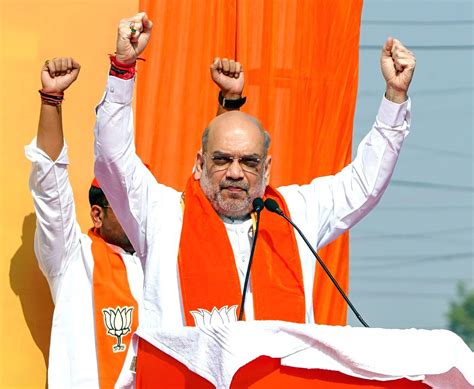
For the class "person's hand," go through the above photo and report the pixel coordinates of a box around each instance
[380,37,416,103]
[41,57,81,94]
[210,57,244,99]
[116,12,153,65]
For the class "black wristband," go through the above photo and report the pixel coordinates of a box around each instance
[218,91,246,109]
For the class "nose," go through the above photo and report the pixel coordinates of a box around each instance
[226,158,245,179]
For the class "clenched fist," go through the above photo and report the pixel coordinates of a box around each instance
[381,38,416,103]
[41,57,80,94]
[116,12,153,65]
[210,58,244,99]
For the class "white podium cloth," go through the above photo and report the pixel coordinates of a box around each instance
[117,321,474,389]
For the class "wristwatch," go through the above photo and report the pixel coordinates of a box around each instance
[218,91,247,109]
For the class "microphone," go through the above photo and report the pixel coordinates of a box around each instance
[252,197,264,213]
[264,198,283,215]
[264,198,369,327]
[238,197,264,321]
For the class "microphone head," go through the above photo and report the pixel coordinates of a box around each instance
[252,197,264,213]
[264,198,282,214]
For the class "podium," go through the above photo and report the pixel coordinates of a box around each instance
[117,321,474,388]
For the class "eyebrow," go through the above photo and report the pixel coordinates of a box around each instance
[211,151,262,159]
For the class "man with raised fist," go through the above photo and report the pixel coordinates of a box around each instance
[94,12,415,330]
[26,57,144,388]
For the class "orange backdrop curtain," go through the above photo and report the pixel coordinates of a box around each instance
[136,0,363,325]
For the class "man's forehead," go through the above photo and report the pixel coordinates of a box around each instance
[207,113,264,152]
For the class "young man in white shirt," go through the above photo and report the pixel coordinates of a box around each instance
[26,56,144,388]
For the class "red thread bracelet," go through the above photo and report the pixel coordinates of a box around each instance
[109,55,136,80]
[39,89,64,106]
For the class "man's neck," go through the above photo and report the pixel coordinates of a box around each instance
[219,213,251,224]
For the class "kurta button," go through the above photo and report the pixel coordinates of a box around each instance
[110,87,114,93]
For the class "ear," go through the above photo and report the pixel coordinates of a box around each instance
[264,155,272,186]
[193,150,204,180]
[90,205,104,228]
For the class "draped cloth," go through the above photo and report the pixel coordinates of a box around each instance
[136,0,363,325]
[178,177,305,325]
[89,229,139,388]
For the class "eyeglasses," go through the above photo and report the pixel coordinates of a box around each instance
[204,152,264,174]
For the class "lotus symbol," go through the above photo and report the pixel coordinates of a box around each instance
[102,306,134,352]
[190,305,238,327]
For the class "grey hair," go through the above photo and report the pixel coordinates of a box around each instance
[201,116,271,156]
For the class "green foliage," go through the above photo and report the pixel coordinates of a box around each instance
[446,282,474,350]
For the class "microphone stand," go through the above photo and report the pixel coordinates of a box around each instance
[265,199,369,328]
[238,198,263,321]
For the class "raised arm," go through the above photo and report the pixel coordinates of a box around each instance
[94,13,179,261]
[211,57,245,115]
[94,13,249,259]
[26,58,81,295]
[279,38,416,249]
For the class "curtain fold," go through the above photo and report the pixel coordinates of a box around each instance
[136,0,237,186]
[137,0,363,325]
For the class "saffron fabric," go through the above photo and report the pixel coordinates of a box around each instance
[178,178,305,325]
[89,229,139,388]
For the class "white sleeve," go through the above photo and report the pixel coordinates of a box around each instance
[25,138,82,285]
[93,76,179,261]
[279,96,411,250]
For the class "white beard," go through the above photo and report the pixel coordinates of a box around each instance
[199,167,266,219]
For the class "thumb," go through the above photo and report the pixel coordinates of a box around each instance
[381,37,394,59]
[210,58,221,78]
[72,59,81,71]
[142,13,153,34]
[210,57,220,70]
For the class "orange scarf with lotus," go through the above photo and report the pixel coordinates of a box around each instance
[89,229,138,388]
[178,177,306,326]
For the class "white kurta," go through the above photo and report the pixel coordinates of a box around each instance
[26,139,144,389]
[94,76,411,331]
